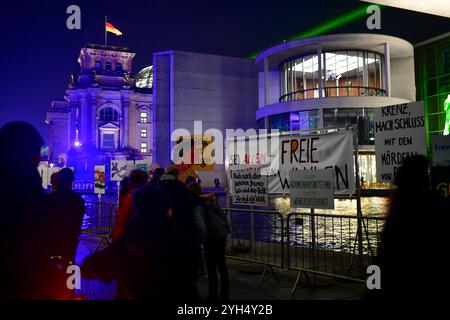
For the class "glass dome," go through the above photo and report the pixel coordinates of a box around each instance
[135,65,153,89]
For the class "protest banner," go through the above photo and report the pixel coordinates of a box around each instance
[374,102,426,182]
[230,168,268,206]
[94,166,106,194]
[135,159,152,172]
[110,160,127,181]
[432,135,450,167]
[289,169,334,209]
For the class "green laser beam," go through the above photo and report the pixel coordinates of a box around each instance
[249,4,382,60]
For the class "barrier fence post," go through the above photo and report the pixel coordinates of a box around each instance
[310,208,317,285]
[98,194,102,230]
[353,124,364,273]
[250,205,256,260]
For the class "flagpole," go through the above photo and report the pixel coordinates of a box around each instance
[105,15,108,46]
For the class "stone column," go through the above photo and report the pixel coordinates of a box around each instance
[122,100,130,148]
[90,95,97,146]
[384,42,391,97]
[68,96,79,147]
[79,91,89,145]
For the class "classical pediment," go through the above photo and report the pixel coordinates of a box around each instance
[99,122,120,129]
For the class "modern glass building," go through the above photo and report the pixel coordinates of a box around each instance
[255,34,416,187]
[415,32,450,152]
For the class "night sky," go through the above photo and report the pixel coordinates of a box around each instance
[1,0,449,143]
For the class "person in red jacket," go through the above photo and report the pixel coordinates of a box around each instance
[113,170,148,240]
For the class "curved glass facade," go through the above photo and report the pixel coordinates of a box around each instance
[265,107,374,145]
[280,51,385,102]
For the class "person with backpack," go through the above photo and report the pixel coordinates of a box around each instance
[187,182,230,301]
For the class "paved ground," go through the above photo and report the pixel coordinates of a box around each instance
[75,234,367,300]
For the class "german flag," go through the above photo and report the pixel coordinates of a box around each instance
[106,22,122,36]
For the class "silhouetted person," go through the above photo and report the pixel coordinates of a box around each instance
[188,183,230,301]
[360,176,366,189]
[371,155,450,300]
[0,122,52,299]
[159,164,201,300]
[118,176,130,205]
[184,175,196,187]
[45,168,85,299]
[113,170,149,240]
[149,167,165,186]
[186,182,208,279]
[50,171,59,191]
[82,185,174,300]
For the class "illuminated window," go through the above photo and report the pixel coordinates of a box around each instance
[140,129,147,138]
[140,142,148,153]
[280,50,385,102]
[140,112,148,123]
[94,60,102,70]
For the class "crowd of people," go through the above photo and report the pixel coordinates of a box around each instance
[0,122,86,299]
[0,121,230,300]
[83,164,231,300]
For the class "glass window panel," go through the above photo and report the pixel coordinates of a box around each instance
[427,79,438,96]
[290,112,300,131]
[280,50,385,101]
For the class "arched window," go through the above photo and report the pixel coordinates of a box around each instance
[115,62,123,71]
[94,60,102,70]
[100,107,119,121]
[105,61,112,71]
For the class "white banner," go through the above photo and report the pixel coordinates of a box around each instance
[226,130,355,194]
[374,101,426,182]
[289,169,334,209]
[230,168,268,206]
[110,160,128,181]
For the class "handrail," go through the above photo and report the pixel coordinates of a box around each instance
[279,86,386,102]
[222,207,387,221]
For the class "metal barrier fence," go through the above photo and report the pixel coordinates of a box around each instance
[82,201,117,250]
[286,212,386,291]
[80,203,386,290]
[225,208,284,267]
[223,208,386,289]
